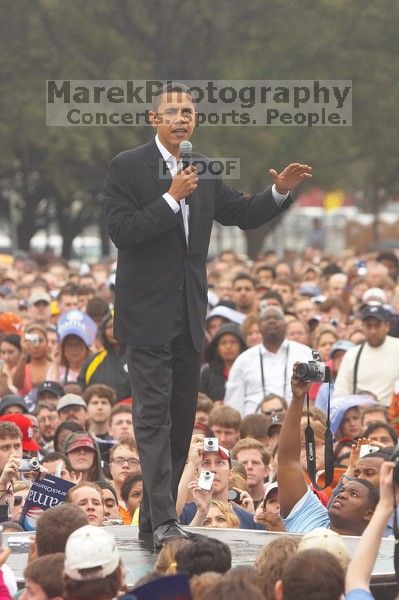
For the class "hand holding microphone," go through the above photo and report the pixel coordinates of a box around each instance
[168,140,198,202]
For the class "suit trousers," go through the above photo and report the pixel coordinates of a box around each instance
[126,293,201,531]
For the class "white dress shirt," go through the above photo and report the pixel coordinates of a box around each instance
[224,339,313,416]
[155,134,289,244]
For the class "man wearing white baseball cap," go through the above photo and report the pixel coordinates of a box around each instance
[63,525,124,600]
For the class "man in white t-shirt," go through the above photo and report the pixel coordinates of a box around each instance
[333,305,399,406]
[224,306,312,415]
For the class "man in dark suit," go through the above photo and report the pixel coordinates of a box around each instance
[104,82,311,547]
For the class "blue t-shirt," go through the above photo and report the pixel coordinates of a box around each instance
[283,488,330,533]
[346,589,374,599]
[179,502,264,530]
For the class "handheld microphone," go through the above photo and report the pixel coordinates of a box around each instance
[179,140,193,205]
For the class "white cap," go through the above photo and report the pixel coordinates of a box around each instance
[298,528,350,569]
[64,525,120,580]
[206,305,246,325]
[362,287,387,304]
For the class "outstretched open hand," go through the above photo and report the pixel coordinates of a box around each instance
[269,163,312,194]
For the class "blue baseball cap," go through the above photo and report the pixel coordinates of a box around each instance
[330,395,377,435]
[57,310,97,347]
[329,340,355,359]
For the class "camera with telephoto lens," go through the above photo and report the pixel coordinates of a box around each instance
[19,458,40,472]
[295,351,331,383]
[25,333,41,346]
[203,437,219,452]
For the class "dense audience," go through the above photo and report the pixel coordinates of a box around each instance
[0,247,399,597]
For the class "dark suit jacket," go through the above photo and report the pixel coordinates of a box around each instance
[104,139,292,352]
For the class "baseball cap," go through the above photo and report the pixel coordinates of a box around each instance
[28,292,51,306]
[57,393,86,412]
[359,304,391,322]
[329,340,355,359]
[0,413,40,451]
[298,528,350,569]
[217,445,230,462]
[202,444,230,462]
[37,381,65,399]
[263,481,278,502]
[64,432,96,454]
[206,305,246,326]
[64,525,120,580]
[57,310,97,347]
[298,284,321,297]
[267,412,285,437]
[0,395,28,416]
[362,287,387,304]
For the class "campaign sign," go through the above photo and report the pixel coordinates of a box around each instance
[120,573,192,600]
[19,474,74,531]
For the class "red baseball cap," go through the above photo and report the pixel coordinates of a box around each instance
[64,432,96,454]
[0,413,40,451]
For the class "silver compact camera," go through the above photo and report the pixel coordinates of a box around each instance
[203,437,219,452]
[198,470,215,491]
[25,333,41,346]
[295,351,331,383]
[19,458,40,472]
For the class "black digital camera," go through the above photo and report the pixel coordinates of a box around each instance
[391,446,399,485]
[295,351,331,383]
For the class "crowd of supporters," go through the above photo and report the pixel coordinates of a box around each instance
[0,245,398,598]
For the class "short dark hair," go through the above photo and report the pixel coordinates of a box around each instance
[24,553,65,597]
[97,480,119,504]
[356,478,380,509]
[280,549,345,600]
[362,421,398,446]
[0,422,22,441]
[152,82,193,112]
[110,403,132,421]
[260,290,284,306]
[202,576,264,600]
[232,272,257,288]
[120,473,143,504]
[208,405,241,430]
[83,383,116,406]
[175,535,231,578]
[36,504,88,556]
[41,451,73,473]
[240,414,269,440]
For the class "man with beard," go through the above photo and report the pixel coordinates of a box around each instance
[231,273,258,315]
[225,306,312,415]
[333,305,399,406]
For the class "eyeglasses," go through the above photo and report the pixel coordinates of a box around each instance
[262,407,284,417]
[111,457,140,467]
[14,495,24,507]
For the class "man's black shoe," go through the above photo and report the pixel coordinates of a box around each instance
[153,520,189,549]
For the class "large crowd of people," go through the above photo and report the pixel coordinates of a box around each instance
[0,244,398,598]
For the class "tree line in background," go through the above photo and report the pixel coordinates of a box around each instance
[0,0,398,258]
